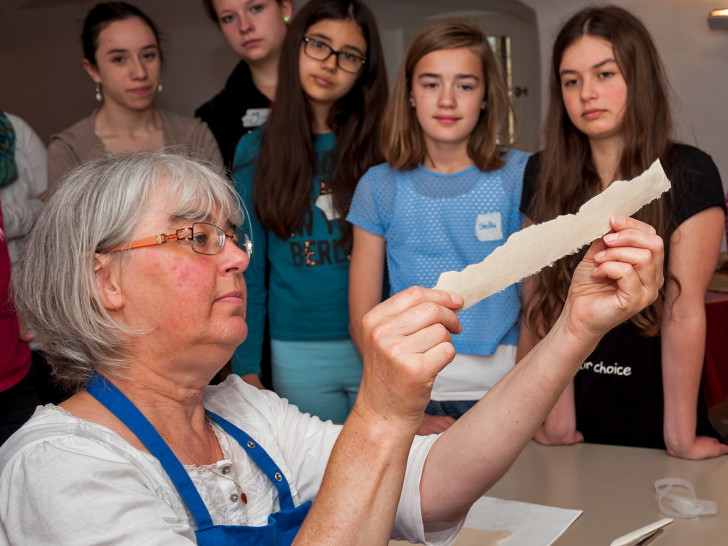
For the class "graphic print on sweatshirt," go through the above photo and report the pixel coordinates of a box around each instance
[289,176,350,268]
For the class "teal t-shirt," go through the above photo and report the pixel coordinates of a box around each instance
[231,129,351,375]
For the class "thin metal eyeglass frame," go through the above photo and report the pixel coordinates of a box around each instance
[102,222,252,257]
[302,36,366,74]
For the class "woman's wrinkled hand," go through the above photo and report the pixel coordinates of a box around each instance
[353,287,463,434]
[564,216,664,342]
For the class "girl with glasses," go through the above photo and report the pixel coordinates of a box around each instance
[519,6,726,458]
[348,19,529,435]
[231,0,388,422]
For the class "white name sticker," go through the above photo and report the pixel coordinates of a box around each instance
[242,108,271,128]
[475,212,503,242]
[315,193,340,221]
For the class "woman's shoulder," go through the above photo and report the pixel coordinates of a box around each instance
[503,147,532,162]
[0,405,190,543]
[670,142,712,160]
[158,109,222,166]
[354,163,409,198]
[0,406,73,465]
[0,405,157,472]
[498,148,532,174]
[49,112,98,151]
[48,113,104,186]
[664,143,724,222]
[362,161,399,179]
[519,150,543,184]
[5,113,33,138]
[158,109,210,138]
[668,143,719,174]
[665,143,723,191]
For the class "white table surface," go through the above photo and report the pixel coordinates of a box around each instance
[478,441,728,545]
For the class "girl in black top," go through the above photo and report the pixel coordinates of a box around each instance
[518,6,727,459]
[196,0,293,167]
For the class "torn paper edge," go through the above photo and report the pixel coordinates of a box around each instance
[433,159,671,312]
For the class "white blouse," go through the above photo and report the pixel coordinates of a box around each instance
[0,376,462,545]
[0,113,47,268]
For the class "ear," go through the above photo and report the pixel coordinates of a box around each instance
[281,0,293,20]
[481,99,487,110]
[82,58,101,84]
[409,91,416,108]
[94,253,124,311]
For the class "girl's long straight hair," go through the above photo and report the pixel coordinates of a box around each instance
[253,0,388,248]
[524,6,674,338]
[381,18,513,171]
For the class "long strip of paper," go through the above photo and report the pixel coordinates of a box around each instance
[433,159,671,312]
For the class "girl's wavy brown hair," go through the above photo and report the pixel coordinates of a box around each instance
[524,6,675,339]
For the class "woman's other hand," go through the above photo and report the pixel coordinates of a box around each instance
[354,287,463,434]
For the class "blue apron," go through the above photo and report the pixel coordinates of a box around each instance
[86,373,311,545]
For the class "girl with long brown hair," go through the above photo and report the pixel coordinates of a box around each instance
[348,19,528,435]
[48,2,221,189]
[231,0,387,422]
[519,6,727,459]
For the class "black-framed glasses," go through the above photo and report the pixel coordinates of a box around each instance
[302,36,366,74]
[103,222,253,257]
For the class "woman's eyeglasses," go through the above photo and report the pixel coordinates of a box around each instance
[103,222,252,257]
[302,36,366,74]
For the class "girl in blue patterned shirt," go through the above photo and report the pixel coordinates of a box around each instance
[348,19,529,435]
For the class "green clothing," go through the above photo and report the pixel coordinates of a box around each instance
[231,129,351,376]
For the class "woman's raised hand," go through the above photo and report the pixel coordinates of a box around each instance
[353,287,463,433]
[563,215,664,343]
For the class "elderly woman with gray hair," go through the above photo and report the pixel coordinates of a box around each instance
[0,151,662,544]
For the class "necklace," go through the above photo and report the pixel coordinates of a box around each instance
[160,419,248,505]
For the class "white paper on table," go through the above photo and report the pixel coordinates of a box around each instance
[463,496,582,546]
